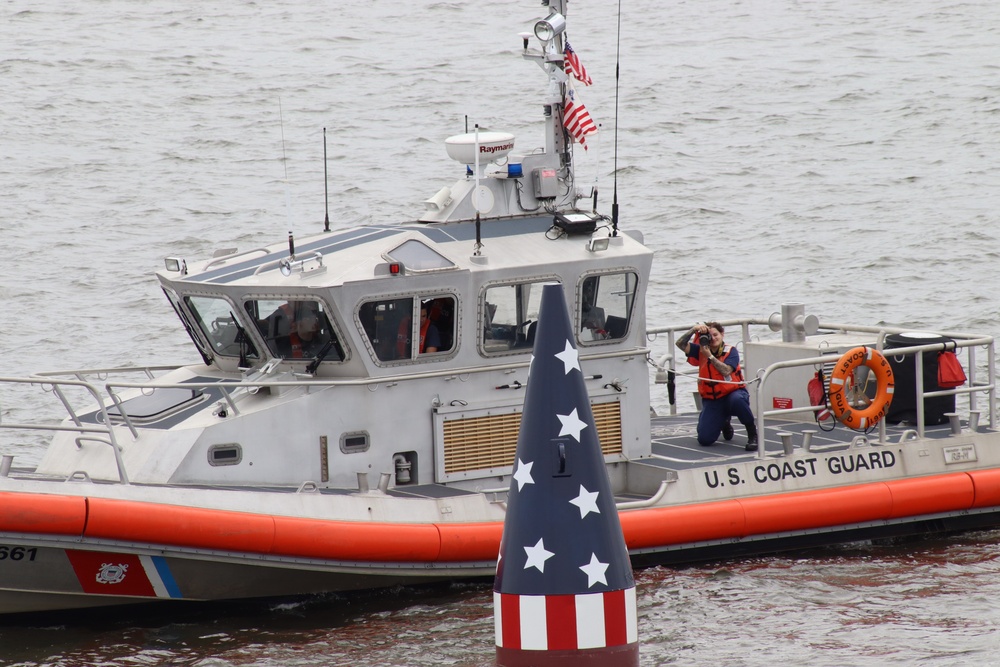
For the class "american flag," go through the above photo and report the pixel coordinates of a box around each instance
[564,41,593,86]
[563,83,598,150]
[494,284,637,659]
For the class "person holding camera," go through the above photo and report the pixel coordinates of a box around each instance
[677,321,758,451]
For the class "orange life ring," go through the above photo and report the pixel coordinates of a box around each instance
[828,346,894,430]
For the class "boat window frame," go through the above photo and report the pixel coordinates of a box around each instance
[181,293,261,362]
[576,269,639,345]
[479,275,561,357]
[241,295,350,365]
[356,291,460,366]
[162,286,214,366]
[381,239,458,275]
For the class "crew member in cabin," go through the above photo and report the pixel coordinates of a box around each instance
[677,321,758,451]
[396,302,441,357]
[580,276,607,340]
[418,302,441,353]
[268,301,326,359]
[291,308,324,357]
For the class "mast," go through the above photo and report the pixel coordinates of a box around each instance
[526,0,572,200]
[545,0,570,172]
[422,0,581,223]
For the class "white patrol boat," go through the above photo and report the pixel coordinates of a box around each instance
[0,0,997,617]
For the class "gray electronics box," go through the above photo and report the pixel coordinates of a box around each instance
[532,167,559,198]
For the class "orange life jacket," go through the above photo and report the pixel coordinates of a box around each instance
[691,343,745,400]
[278,303,307,359]
[396,316,432,357]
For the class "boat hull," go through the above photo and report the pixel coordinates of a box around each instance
[0,538,495,615]
[4,464,1000,615]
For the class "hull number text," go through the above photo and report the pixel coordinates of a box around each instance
[0,546,38,561]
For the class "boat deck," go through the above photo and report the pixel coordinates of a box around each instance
[4,413,981,504]
[645,412,974,471]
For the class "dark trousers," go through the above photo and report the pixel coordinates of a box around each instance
[697,388,755,445]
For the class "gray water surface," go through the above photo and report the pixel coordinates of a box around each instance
[2,0,999,664]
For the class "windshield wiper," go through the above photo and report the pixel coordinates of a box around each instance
[229,311,255,369]
[305,338,336,374]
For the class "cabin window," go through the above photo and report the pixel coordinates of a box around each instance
[481,279,559,354]
[578,272,638,342]
[184,295,259,360]
[244,299,344,362]
[359,295,456,362]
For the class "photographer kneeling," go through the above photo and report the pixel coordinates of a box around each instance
[677,321,758,451]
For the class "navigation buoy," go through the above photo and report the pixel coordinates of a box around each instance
[494,284,639,667]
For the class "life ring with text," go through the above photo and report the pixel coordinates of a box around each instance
[828,346,894,430]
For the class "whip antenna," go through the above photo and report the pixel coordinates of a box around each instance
[278,98,289,181]
[278,98,293,231]
[473,124,483,256]
[323,127,330,232]
[611,0,622,236]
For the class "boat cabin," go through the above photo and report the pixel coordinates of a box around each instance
[31,12,655,496]
[31,212,653,492]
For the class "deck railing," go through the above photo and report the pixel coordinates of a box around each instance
[648,318,996,458]
[0,318,994,474]
[0,347,640,478]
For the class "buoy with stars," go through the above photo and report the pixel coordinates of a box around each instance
[493,283,639,667]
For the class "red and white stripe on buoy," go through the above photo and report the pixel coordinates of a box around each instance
[494,588,637,651]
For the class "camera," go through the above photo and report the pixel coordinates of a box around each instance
[699,333,710,347]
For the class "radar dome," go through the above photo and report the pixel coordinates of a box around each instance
[444,131,515,165]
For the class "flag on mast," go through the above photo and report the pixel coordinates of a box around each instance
[564,41,593,86]
[563,82,598,150]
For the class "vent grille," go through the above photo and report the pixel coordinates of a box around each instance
[442,401,622,474]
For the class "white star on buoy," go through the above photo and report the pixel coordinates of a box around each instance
[512,458,535,491]
[579,553,610,588]
[569,485,601,518]
[554,340,581,374]
[557,408,587,442]
[523,538,555,573]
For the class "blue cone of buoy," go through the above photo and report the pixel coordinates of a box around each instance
[494,284,638,667]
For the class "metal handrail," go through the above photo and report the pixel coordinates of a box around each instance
[753,338,995,456]
[649,318,995,444]
[74,436,129,485]
[2,319,995,478]
[0,375,125,472]
[202,247,271,271]
[0,346,646,449]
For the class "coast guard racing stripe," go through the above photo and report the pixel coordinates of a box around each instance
[66,550,181,598]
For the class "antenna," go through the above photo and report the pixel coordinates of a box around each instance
[473,124,483,256]
[323,127,330,232]
[278,98,293,233]
[278,98,289,182]
[593,122,601,212]
[611,0,622,237]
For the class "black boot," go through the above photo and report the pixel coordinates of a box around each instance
[722,420,734,441]
[745,423,758,452]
